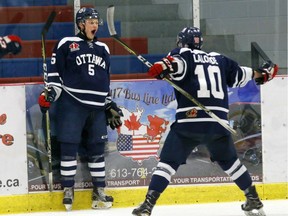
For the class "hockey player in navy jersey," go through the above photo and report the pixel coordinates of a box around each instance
[38,7,123,211]
[0,35,22,58]
[132,27,278,216]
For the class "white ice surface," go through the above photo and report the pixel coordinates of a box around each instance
[2,200,287,216]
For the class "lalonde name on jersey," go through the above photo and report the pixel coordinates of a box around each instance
[193,54,218,65]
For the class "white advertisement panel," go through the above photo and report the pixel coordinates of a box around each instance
[0,85,28,195]
[261,76,288,183]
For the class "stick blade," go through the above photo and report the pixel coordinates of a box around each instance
[42,11,57,36]
[107,5,117,36]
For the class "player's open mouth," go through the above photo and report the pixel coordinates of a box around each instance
[92,30,96,35]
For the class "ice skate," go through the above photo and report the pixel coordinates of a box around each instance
[63,187,74,211]
[91,187,113,209]
[241,185,266,216]
[132,190,160,216]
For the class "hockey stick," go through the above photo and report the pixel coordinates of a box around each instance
[73,0,81,34]
[106,5,237,135]
[251,42,272,69]
[41,10,56,192]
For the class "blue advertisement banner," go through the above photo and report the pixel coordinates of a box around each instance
[26,80,262,191]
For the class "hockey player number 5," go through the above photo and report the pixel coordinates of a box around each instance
[88,64,95,76]
[195,65,224,100]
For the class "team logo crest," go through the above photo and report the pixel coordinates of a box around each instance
[116,107,169,164]
[69,42,80,52]
[186,108,198,118]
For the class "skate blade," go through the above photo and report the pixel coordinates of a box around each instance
[132,213,150,216]
[244,207,266,216]
[64,204,72,211]
[91,201,112,209]
[132,210,150,216]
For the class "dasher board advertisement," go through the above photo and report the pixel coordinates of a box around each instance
[0,85,28,195]
[26,80,262,191]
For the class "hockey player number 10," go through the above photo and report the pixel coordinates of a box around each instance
[195,65,224,100]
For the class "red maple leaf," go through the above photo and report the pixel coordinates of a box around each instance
[124,113,142,131]
[147,115,169,138]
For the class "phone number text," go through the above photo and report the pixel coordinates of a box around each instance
[108,167,156,179]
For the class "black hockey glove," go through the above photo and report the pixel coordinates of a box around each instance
[105,101,123,130]
[38,87,57,113]
[254,60,278,85]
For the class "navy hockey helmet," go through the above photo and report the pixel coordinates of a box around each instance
[76,7,103,28]
[176,27,203,50]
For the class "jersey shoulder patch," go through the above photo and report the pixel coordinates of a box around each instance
[57,37,83,49]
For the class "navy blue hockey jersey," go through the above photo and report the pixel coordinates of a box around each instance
[169,48,253,134]
[46,35,110,109]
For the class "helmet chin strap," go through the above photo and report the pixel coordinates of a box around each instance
[79,25,93,41]
[80,24,88,39]
[80,31,88,40]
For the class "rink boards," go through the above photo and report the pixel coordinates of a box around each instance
[0,76,287,213]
